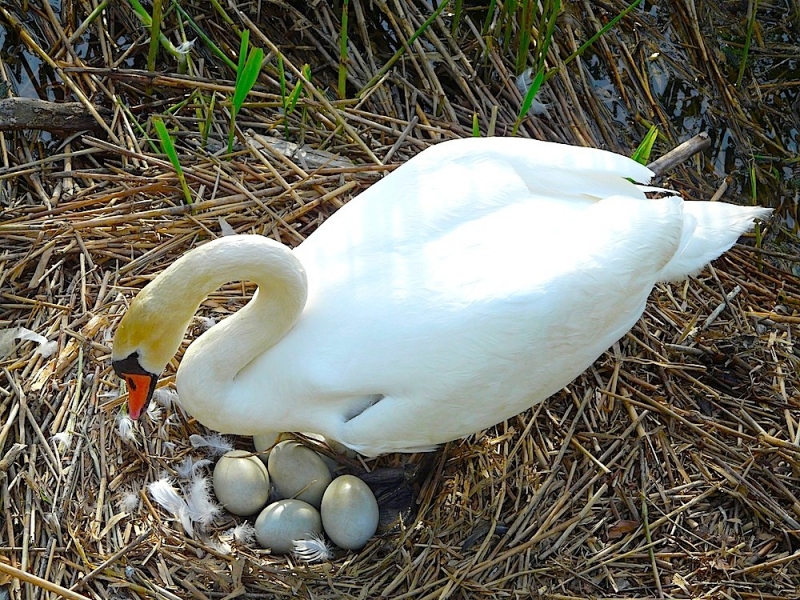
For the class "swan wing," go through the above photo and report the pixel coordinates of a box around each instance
[225,139,766,455]
[299,137,654,269]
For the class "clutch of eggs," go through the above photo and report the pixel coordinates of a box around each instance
[211,436,379,554]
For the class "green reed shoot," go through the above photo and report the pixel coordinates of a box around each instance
[127,0,184,61]
[536,0,560,74]
[631,126,659,165]
[512,0,558,133]
[749,163,764,249]
[277,54,290,138]
[276,53,310,139]
[736,0,760,87]
[227,30,264,154]
[512,69,544,135]
[338,0,350,99]
[481,0,498,37]
[357,0,449,97]
[502,0,518,54]
[515,0,536,76]
[284,64,312,141]
[147,0,163,72]
[206,0,234,24]
[472,113,481,137]
[196,92,216,149]
[285,64,311,116]
[278,54,288,108]
[560,0,642,71]
[451,0,463,36]
[153,117,192,205]
[172,1,237,71]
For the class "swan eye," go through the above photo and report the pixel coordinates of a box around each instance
[112,351,147,377]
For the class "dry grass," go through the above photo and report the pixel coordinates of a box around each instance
[1,1,799,598]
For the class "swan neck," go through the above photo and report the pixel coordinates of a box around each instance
[172,238,306,387]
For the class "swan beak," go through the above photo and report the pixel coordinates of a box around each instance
[112,354,158,420]
[123,372,158,419]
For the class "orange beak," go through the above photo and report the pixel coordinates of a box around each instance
[112,353,159,420]
[123,372,159,419]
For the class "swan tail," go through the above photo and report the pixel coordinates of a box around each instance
[658,203,772,282]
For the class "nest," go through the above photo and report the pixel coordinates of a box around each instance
[1,1,798,598]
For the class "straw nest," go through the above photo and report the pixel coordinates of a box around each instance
[1,1,798,598]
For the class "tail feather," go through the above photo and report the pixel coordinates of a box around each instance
[658,203,772,282]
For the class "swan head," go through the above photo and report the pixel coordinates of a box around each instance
[112,284,190,419]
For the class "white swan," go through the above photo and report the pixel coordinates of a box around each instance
[112,137,771,456]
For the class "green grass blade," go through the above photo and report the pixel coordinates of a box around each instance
[207,0,234,25]
[197,91,216,149]
[481,0,498,36]
[232,47,264,113]
[153,117,192,205]
[236,30,249,76]
[172,1,237,71]
[299,65,313,143]
[338,0,349,99]
[147,0,163,72]
[515,0,535,75]
[451,0,463,37]
[278,53,287,109]
[512,68,544,135]
[502,0,517,53]
[472,113,480,137]
[126,0,183,60]
[285,64,310,115]
[127,0,152,24]
[537,0,560,73]
[631,126,659,165]
[228,32,264,154]
[749,163,764,249]
[736,0,759,87]
[357,0,450,97]
[561,0,642,69]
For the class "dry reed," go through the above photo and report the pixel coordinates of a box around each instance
[1,1,798,598]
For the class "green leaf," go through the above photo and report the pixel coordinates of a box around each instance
[228,32,264,154]
[153,117,192,205]
[237,30,249,76]
[338,0,350,99]
[631,126,659,165]
[172,1,237,71]
[512,69,544,135]
[562,0,642,69]
[232,47,265,114]
[285,64,310,116]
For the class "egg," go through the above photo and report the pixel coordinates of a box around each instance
[252,432,281,465]
[254,499,322,553]
[212,450,270,516]
[268,441,332,508]
[320,475,379,550]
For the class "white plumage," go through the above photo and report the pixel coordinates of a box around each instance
[113,137,771,456]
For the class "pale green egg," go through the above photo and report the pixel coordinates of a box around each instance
[320,475,378,550]
[254,499,322,553]
[252,432,281,465]
[212,450,270,516]
[268,441,332,508]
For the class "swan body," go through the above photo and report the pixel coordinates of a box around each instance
[112,137,771,456]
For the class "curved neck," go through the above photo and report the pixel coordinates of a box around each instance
[151,237,307,403]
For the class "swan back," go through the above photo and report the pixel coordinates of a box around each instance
[115,137,770,456]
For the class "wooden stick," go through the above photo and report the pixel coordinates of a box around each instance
[647,132,712,176]
[0,561,92,600]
